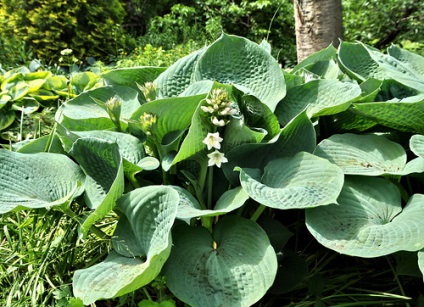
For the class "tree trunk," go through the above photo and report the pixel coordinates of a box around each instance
[293,0,343,63]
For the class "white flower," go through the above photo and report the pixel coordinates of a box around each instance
[60,48,73,56]
[207,150,228,168]
[200,105,214,113]
[202,132,223,150]
[211,116,226,127]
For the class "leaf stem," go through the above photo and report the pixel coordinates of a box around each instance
[250,204,266,222]
[207,166,214,209]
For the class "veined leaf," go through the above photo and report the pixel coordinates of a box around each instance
[237,152,344,209]
[418,250,424,282]
[174,186,249,219]
[102,67,166,90]
[410,134,424,158]
[163,216,277,307]
[352,100,424,134]
[387,45,424,79]
[0,150,84,214]
[275,79,361,126]
[292,45,337,73]
[314,133,424,176]
[306,177,424,257]
[223,111,316,185]
[70,138,124,234]
[73,186,179,304]
[154,47,207,98]
[56,85,140,131]
[193,33,286,112]
[338,42,424,91]
[131,94,206,146]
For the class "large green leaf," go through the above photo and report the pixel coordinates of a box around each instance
[102,67,166,90]
[418,250,424,281]
[314,133,424,176]
[338,42,424,91]
[56,85,141,131]
[154,47,207,98]
[163,216,277,307]
[0,110,15,130]
[387,45,424,79]
[410,134,424,158]
[306,177,424,257]
[73,186,179,304]
[237,152,344,209]
[174,186,249,219]
[275,79,361,126]
[292,45,337,73]
[131,94,206,146]
[351,100,424,134]
[70,138,124,233]
[171,102,210,165]
[223,111,316,185]
[193,33,286,112]
[0,150,84,213]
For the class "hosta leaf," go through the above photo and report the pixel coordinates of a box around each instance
[163,216,277,307]
[237,152,344,209]
[69,138,124,234]
[58,128,145,164]
[70,71,100,94]
[102,67,166,90]
[172,103,209,165]
[0,150,84,213]
[42,75,68,91]
[314,133,424,176]
[154,47,207,98]
[193,33,286,112]
[410,134,424,158]
[418,250,424,281]
[306,177,424,257]
[387,45,424,79]
[130,94,206,146]
[73,186,179,304]
[338,42,424,91]
[352,100,424,134]
[11,97,40,114]
[175,186,249,219]
[292,45,337,73]
[0,110,15,130]
[275,79,361,126]
[56,85,140,131]
[9,81,30,101]
[223,111,316,185]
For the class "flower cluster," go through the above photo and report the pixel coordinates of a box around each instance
[139,112,157,135]
[202,132,228,168]
[201,88,238,127]
[137,82,157,102]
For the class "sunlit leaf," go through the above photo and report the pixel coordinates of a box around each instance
[164,216,277,306]
[306,177,424,257]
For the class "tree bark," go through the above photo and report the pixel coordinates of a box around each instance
[293,0,343,63]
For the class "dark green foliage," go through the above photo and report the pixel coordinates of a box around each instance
[343,0,424,54]
[140,0,297,66]
[0,0,133,65]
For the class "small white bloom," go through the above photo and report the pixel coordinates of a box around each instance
[60,48,73,56]
[200,105,214,113]
[202,132,223,150]
[211,116,226,127]
[207,150,228,168]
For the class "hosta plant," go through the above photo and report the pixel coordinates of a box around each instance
[1,34,424,306]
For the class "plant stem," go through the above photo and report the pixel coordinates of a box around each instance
[207,166,214,209]
[250,204,266,222]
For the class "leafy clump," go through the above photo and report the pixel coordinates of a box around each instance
[2,33,424,305]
